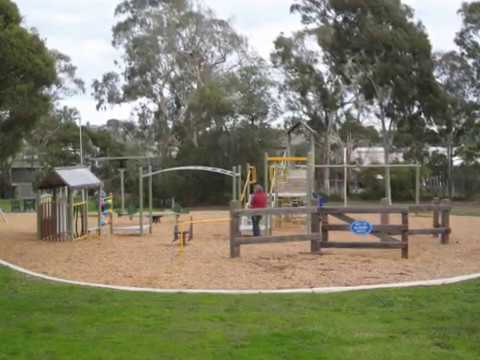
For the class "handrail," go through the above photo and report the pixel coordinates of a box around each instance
[240,167,252,206]
[235,207,318,216]
[73,201,87,208]
[268,156,307,162]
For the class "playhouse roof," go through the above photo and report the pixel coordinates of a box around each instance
[38,167,101,190]
[287,121,318,137]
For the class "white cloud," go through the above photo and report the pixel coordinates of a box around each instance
[13,0,469,125]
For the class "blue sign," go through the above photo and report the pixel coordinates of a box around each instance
[351,221,374,235]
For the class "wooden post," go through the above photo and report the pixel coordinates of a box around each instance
[321,211,329,243]
[401,211,409,259]
[230,201,241,258]
[441,199,451,245]
[189,216,193,241]
[148,165,153,234]
[415,164,421,205]
[380,197,390,242]
[174,215,179,242]
[432,197,440,238]
[139,166,144,236]
[310,209,321,253]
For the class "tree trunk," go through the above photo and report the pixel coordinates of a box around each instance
[192,128,199,148]
[380,109,392,206]
[384,138,392,206]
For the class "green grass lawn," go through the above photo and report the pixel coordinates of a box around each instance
[0,199,11,212]
[1,266,480,359]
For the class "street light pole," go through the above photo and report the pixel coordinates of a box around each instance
[79,117,84,166]
[79,117,85,202]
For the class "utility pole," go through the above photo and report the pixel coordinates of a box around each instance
[79,117,85,202]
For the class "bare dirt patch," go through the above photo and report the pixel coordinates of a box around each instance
[0,211,479,290]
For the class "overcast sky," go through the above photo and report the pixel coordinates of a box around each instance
[15,0,468,125]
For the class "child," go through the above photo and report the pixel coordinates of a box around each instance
[249,184,267,236]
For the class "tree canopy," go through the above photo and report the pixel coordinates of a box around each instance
[0,0,56,163]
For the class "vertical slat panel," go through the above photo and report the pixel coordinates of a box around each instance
[310,210,321,253]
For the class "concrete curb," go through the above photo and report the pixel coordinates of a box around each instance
[1,259,480,295]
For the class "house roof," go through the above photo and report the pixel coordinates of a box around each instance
[38,167,101,190]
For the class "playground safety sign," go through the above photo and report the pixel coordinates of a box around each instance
[350,221,374,235]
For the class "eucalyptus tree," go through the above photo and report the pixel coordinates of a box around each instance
[454,2,480,168]
[433,51,478,197]
[0,0,56,163]
[290,0,439,204]
[28,51,86,171]
[93,0,253,159]
[271,31,350,194]
[456,1,480,91]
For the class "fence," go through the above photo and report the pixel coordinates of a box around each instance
[408,199,452,244]
[230,201,452,259]
[38,195,68,241]
[73,201,88,240]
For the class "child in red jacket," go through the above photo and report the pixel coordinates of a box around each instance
[250,185,267,236]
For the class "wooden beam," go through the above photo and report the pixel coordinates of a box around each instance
[408,228,450,236]
[321,207,407,214]
[235,207,317,217]
[236,234,322,245]
[319,242,404,249]
[324,224,405,234]
[328,212,402,243]
[409,204,452,212]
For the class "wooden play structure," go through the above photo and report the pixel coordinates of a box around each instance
[229,199,452,259]
[37,167,102,241]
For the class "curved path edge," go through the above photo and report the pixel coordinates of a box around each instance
[2,259,480,295]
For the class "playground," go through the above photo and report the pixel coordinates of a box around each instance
[1,209,479,290]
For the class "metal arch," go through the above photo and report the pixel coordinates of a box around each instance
[143,166,237,179]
